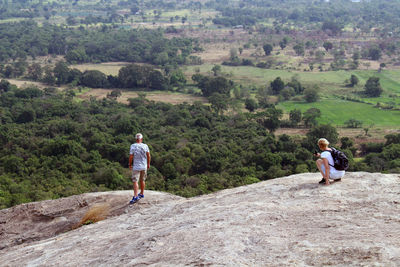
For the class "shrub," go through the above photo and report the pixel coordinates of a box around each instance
[75,204,110,228]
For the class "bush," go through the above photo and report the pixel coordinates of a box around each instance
[344,119,363,128]
[75,204,110,228]
[303,86,320,103]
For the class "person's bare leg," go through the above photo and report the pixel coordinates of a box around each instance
[316,159,324,177]
[139,171,145,195]
[133,181,138,197]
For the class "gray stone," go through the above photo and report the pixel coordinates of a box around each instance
[0,172,399,266]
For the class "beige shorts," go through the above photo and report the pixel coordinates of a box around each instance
[131,170,147,182]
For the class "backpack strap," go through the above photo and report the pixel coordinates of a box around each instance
[322,149,335,168]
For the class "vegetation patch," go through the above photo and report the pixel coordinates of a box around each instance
[71,63,130,76]
[75,204,110,228]
[278,99,400,127]
[77,89,208,105]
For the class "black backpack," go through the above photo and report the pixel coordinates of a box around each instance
[326,147,349,171]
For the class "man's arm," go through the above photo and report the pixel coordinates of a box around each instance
[129,154,134,170]
[146,152,151,169]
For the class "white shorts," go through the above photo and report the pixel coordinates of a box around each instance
[131,170,147,182]
[321,165,345,180]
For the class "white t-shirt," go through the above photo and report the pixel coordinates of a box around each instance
[321,150,345,179]
[130,143,150,171]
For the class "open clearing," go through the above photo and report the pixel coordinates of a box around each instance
[71,62,130,76]
[77,88,207,105]
[6,79,48,89]
[6,79,68,91]
[185,64,400,88]
[277,99,400,127]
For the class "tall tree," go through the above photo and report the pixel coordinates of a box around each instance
[364,77,383,97]
[198,76,232,97]
[304,86,320,103]
[270,77,285,95]
[209,93,230,115]
[53,61,70,85]
[350,74,359,87]
[263,43,273,56]
[323,41,333,51]
[289,109,302,126]
[293,43,305,56]
[303,108,321,127]
[256,107,283,133]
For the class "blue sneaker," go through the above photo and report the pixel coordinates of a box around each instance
[129,196,139,204]
[138,193,144,199]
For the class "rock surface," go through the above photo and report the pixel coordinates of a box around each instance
[1,172,400,266]
[0,191,182,250]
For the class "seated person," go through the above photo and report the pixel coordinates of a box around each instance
[315,138,345,185]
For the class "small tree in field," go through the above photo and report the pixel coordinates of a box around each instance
[270,77,285,95]
[211,65,221,76]
[279,37,288,49]
[209,93,230,115]
[245,98,258,112]
[350,74,359,87]
[364,77,383,97]
[293,43,305,56]
[344,118,363,128]
[323,41,333,52]
[263,43,273,56]
[303,85,320,103]
[379,63,386,72]
[289,109,302,126]
[303,108,321,127]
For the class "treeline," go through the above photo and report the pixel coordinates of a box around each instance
[0,62,185,91]
[208,0,400,34]
[0,1,40,19]
[212,15,256,27]
[0,21,198,65]
[0,83,330,208]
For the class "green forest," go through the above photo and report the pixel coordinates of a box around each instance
[1,83,400,209]
[1,0,400,209]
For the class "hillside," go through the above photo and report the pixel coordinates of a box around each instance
[1,172,399,266]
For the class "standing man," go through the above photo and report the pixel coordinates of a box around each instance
[129,133,151,204]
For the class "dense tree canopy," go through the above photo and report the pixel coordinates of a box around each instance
[0,83,397,209]
[193,75,233,97]
[0,21,196,66]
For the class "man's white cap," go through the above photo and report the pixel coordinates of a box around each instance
[136,133,143,140]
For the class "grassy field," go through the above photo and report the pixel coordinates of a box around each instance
[277,99,400,127]
[76,88,207,105]
[71,62,129,76]
[185,64,352,85]
[185,65,400,104]
[182,64,400,128]
[0,18,28,24]
[186,64,400,88]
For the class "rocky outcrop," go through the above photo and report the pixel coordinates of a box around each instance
[0,191,182,250]
[1,172,399,266]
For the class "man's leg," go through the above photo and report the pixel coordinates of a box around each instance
[316,159,324,176]
[316,159,329,184]
[139,170,145,195]
[133,181,138,197]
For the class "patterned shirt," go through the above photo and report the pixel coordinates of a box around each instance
[130,143,150,171]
